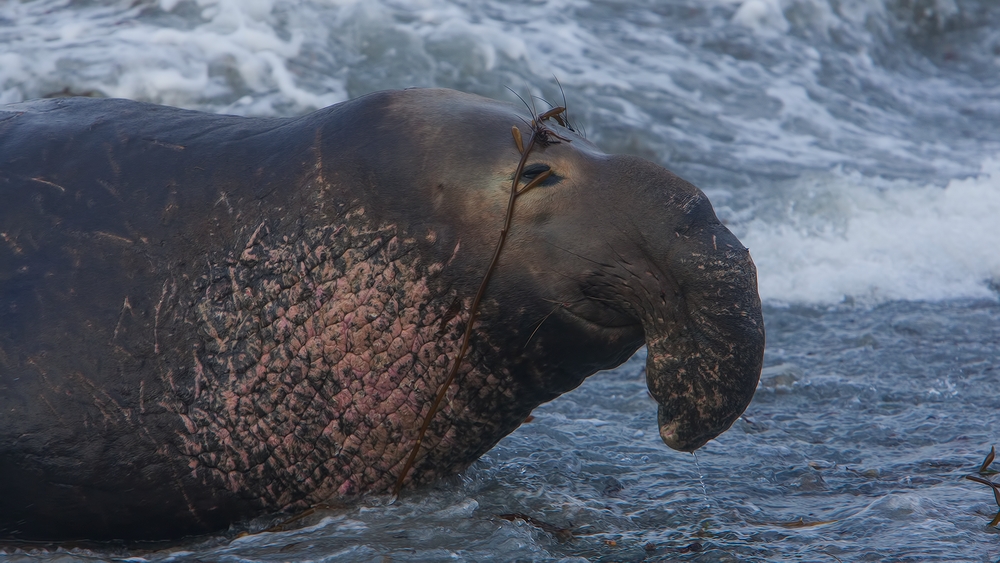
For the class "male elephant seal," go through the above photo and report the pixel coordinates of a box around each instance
[0,88,764,541]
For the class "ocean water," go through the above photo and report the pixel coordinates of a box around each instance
[2,0,1000,561]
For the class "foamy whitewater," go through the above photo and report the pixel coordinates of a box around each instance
[2,0,1000,561]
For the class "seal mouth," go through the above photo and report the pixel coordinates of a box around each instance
[656,406,705,453]
[557,300,643,336]
[658,418,682,450]
[561,307,725,453]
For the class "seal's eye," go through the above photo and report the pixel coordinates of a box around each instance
[521,163,551,179]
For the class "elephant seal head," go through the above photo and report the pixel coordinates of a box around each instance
[340,88,765,453]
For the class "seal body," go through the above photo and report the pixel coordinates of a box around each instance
[0,89,764,540]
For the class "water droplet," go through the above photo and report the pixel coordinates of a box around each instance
[693,451,711,509]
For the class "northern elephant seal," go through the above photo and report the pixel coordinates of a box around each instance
[0,88,764,541]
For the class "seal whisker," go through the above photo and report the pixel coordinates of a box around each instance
[523,303,562,350]
[553,75,576,133]
[505,86,534,118]
[542,240,615,269]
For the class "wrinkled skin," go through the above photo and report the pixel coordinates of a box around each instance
[0,89,764,541]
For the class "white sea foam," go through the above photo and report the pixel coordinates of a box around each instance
[0,0,346,113]
[740,157,1000,305]
[731,0,790,34]
[725,0,962,36]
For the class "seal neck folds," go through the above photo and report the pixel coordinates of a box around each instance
[173,210,523,508]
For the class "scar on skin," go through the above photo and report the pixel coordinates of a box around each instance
[94,231,133,245]
[74,370,135,424]
[105,144,121,177]
[0,232,24,254]
[153,280,172,355]
[210,191,233,215]
[96,178,120,198]
[174,478,206,527]
[193,351,207,400]
[38,393,68,428]
[314,128,325,185]
[30,177,66,193]
[143,138,186,151]
[112,296,132,343]
[244,221,268,251]
[445,240,461,268]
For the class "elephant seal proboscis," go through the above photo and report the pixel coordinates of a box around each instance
[0,88,765,541]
